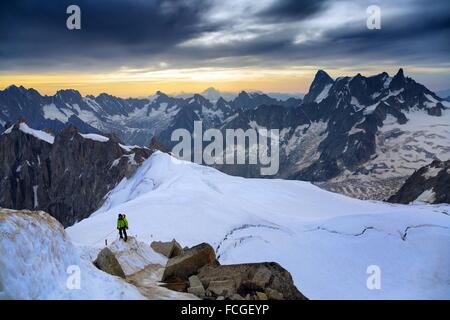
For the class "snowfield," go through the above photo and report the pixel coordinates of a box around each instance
[67,152,450,300]
[0,209,144,299]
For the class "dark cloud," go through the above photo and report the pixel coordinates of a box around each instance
[0,0,449,74]
[257,0,330,21]
[0,0,218,70]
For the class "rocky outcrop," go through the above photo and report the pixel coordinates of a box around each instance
[162,243,218,282]
[206,279,236,298]
[151,239,183,258]
[160,241,307,300]
[187,275,205,296]
[388,159,450,204]
[94,247,126,278]
[197,262,307,300]
[0,121,154,226]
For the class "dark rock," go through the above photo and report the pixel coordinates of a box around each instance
[206,279,236,298]
[94,247,126,278]
[197,262,307,300]
[0,121,153,226]
[162,243,217,282]
[160,282,188,292]
[265,287,284,300]
[302,70,334,103]
[148,137,171,153]
[388,159,450,204]
[151,239,183,258]
[255,291,268,300]
[187,275,205,297]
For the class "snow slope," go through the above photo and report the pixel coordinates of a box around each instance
[67,152,450,299]
[2,123,55,144]
[0,209,144,299]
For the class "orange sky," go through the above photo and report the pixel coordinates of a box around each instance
[0,65,445,97]
[0,67,315,97]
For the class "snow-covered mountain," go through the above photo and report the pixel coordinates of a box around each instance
[1,69,449,201]
[174,87,303,103]
[0,86,299,147]
[66,151,450,299]
[0,120,154,226]
[211,69,450,200]
[389,159,450,204]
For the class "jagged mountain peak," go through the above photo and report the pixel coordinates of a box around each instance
[4,84,25,91]
[237,90,250,98]
[312,70,334,86]
[216,96,227,104]
[55,89,82,101]
[155,90,166,96]
[390,68,406,89]
[395,67,405,78]
[3,84,34,96]
[303,70,334,103]
[96,92,117,99]
[192,93,207,101]
[153,91,172,102]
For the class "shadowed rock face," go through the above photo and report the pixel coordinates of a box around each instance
[0,121,154,226]
[388,159,450,204]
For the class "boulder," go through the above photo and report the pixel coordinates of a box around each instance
[206,279,236,298]
[256,291,268,300]
[187,275,205,297]
[188,286,205,297]
[230,293,245,300]
[162,243,217,282]
[151,239,183,258]
[93,247,126,278]
[265,288,283,300]
[197,262,307,300]
[188,275,203,288]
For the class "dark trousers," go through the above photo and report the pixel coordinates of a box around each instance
[119,227,128,241]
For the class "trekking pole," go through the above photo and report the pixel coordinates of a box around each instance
[89,229,116,247]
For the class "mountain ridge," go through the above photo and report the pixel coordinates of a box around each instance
[1,69,449,200]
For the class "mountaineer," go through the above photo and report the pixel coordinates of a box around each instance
[117,213,128,242]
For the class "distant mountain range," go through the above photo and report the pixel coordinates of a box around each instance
[1,69,449,200]
[173,87,304,102]
[0,85,302,146]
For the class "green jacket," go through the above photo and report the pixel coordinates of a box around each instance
[117,217,128,229]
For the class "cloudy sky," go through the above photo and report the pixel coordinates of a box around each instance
[0,0,449,96]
